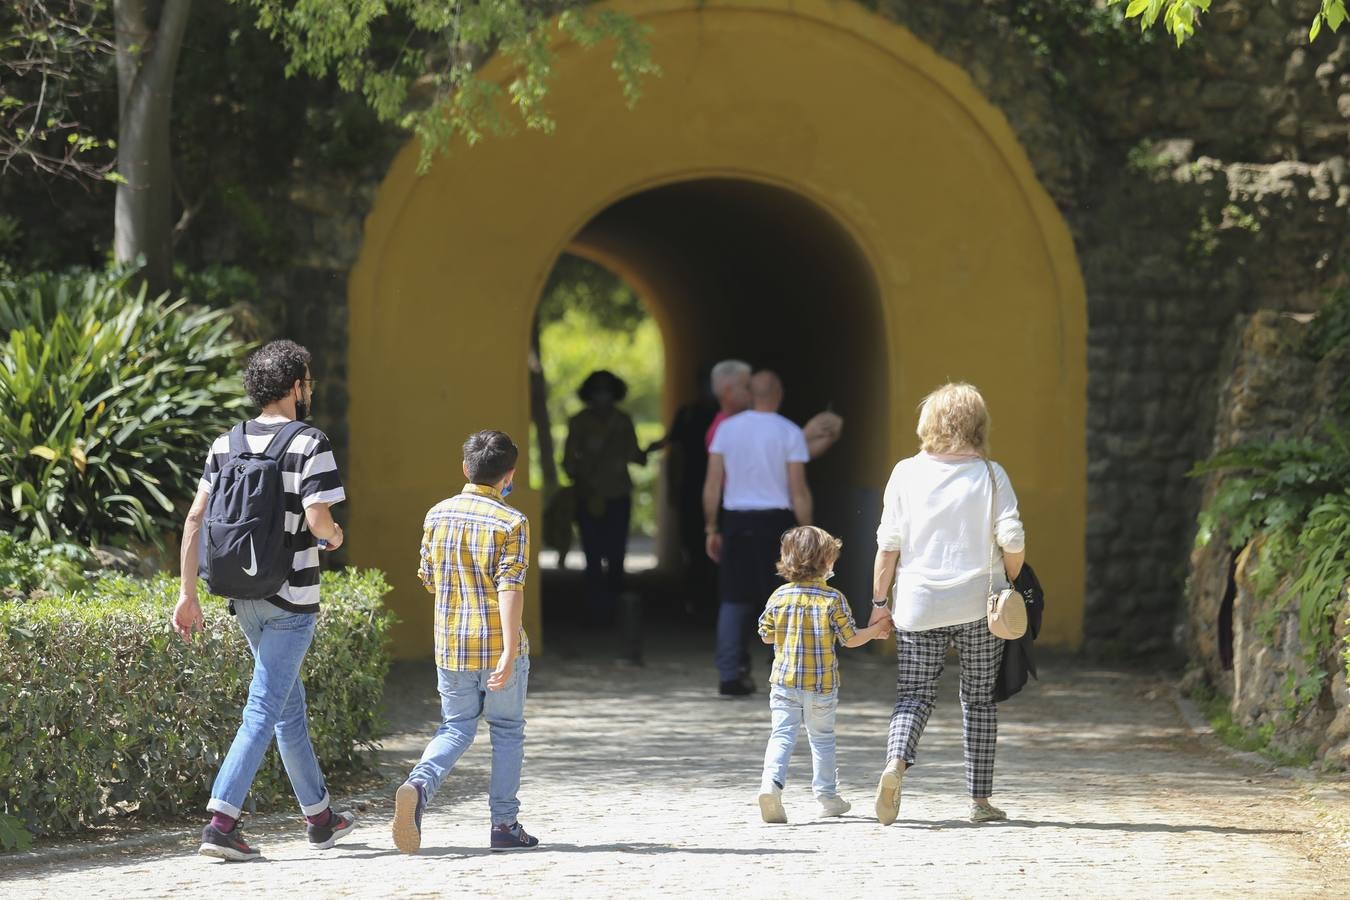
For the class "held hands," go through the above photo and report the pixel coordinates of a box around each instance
[487,650,516,691]
[868,604,894,640]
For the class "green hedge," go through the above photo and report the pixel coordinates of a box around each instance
[0,568,394,844]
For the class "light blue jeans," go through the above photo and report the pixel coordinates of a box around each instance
[207,600,329,819]
[407,656,530,826]
[762,684,839,798]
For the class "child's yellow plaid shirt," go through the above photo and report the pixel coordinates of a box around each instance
[757,579,858,693]
[418,483,530,671]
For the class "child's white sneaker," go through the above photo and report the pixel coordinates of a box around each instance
[758,784,787,824]
[817,794,851,817]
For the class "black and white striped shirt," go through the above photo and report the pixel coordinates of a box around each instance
[197,416,346,612]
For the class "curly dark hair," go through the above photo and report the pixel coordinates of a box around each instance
[463,430,519,485]
[577,369,628,404]
[243,340,311,407]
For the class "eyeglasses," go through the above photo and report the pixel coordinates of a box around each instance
[304,378,318,388]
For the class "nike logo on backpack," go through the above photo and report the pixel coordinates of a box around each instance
[242,537,258,577]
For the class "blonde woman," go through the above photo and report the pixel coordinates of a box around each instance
[868,383,1025,825]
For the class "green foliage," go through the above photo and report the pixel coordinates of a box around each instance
[0,267,250,545]
[1110,0,1346,46]
[0,532,94,598]
[237,0,660,173]
[0,1,118,181]
[533,257,663,536]
[1192,682,1318,767]
[1193,284,1350,711]
[0,568,394,843]
[538,254,646,333]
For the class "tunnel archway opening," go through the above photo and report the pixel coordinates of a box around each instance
[535,177,889,649]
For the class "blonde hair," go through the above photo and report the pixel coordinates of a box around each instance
[916,382,990,455]
[776,526,842,582]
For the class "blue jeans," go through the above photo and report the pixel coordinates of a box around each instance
[407,656,530,826]
[207,600,329,819]
[761,684,839,798]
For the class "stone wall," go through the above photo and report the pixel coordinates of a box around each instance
[869,0,1350,651]
[1184,311,1350,767]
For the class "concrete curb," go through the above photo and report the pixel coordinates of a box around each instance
[0,779,397,871]
[1169,686,1308,781]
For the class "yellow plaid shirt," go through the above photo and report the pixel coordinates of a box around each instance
[418,483,530,671]
[757,579,858,693]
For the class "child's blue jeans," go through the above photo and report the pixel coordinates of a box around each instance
[407,656,530,826]
[761,683,839,798]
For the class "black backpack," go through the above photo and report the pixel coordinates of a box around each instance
[198,421,307,600]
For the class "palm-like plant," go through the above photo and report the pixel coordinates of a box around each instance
[0,269,249,545]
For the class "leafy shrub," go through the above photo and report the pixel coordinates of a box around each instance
[0,267,250,545]
[0,568,394,844]
[0,533,94,599]
[1193,279,1350,710]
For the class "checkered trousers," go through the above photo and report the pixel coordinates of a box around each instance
[885,618,1004,799]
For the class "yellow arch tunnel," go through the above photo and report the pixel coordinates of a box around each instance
[348,0,1087,659]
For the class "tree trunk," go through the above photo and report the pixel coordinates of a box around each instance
[114,0,191,297]
[529,314,559,495]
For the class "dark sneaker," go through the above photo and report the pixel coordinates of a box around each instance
[198,823,262,862]
[490,822,540,851]
[719,677,755,697]
[392,781,426,854]
[307,808,358,850]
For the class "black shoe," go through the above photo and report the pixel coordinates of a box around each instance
[199,823,262,862]
[490,821,540,851]
[719,678,756,697]
[307,808,358,850]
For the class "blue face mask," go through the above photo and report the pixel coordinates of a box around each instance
[501,479,514,498]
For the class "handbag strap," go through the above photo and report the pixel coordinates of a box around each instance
[983,459,998,598]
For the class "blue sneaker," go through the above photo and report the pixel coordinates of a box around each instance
[392,781,426,854]
[490,822,540,851]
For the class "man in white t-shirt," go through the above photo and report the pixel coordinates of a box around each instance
[702,370,813,696]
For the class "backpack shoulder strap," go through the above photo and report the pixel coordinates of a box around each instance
[263,420,309,462]
[227,422,249,457]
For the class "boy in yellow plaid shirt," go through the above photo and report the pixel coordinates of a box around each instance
[392,430,540,854]
[756,526,891,823]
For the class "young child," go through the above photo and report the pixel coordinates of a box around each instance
[756,526,891,823]
[392,430,540,854]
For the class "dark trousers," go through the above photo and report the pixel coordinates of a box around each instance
[715,508,796,682]
[577,496,632,624]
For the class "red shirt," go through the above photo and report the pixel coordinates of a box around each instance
[705,410,732,450]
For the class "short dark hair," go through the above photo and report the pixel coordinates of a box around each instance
[243,340,311,407]
[464,430,519,485]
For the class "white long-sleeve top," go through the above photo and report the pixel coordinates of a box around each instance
[876,452,1026,632]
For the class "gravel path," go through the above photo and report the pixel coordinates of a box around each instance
[3,639,1348,898]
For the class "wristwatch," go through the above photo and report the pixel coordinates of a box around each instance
[871,597,889,608]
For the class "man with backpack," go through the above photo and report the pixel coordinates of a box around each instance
[172,339,355,861]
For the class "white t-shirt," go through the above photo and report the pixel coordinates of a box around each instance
[876,452,1025,631]
[709,410,810,511]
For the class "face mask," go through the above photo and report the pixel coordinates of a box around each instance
[825,569,836,582]
[501,479,514,498]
